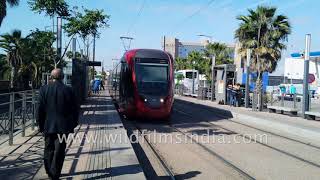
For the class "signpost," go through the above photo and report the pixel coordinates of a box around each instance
[302,34,311,117]
[308,74,315,84]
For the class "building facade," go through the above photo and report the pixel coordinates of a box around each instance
[162,37,235,59]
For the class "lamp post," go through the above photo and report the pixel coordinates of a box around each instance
[302,34,311,117]
[9,43,16,91]
[56,17,62,68]
[197,34,215,100]
[197,34,213,42]
[192,60,196,95]
[245,49,251,108]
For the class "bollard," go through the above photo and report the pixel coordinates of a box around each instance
[31,90,35,130]
[281,94,284,107]
[309,91,312,111]
[9,92,15,146]
[270,92,273,106]
[22,92,26,137]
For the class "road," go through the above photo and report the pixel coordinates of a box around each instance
[122,98,320,180]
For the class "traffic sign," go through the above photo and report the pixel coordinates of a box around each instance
[87,61,101,66]
[308,74,315,83]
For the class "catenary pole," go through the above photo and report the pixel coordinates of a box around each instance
[245,49,251,108]
[302,34,311,117]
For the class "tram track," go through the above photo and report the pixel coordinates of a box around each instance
[125,118,255,180]
[124,120,176,180]
[173,105,320,169]
[167,124,255,180]
[174,100,320,150]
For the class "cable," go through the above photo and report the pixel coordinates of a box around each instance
[184,0,215,21]
[170,0,215,34]
[126,0,147,35]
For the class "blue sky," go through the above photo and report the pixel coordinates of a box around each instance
[1,0,320,71]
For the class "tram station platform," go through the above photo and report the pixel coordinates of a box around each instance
[0,91,145,179]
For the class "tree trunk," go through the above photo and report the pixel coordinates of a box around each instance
[256,71,263,111]
[10,66,14,90]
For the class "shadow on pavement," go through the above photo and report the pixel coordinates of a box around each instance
[0,135,44,180]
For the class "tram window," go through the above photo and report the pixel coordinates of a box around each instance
[135,64,168,82]
[186,72,197,79]
[119,62,134,98]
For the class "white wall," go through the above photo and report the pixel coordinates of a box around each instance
[284,57,320,80]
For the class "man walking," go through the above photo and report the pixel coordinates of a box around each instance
[37,68,79,179]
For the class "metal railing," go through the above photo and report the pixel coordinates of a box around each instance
[267,91,302,110]
[175,85,213,100]
[0,90,38,145]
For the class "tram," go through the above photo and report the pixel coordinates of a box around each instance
[108,49,174,120]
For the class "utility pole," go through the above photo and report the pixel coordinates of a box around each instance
[80,49,83,59]
[302,34,311,117]
[86,38,90,60]
[192,61,196,95]
[112,58,119,70]
[211,55,216,101]
[72,38,76,59]
[92,33,96,80]
[56,17,62,68]
[245,49,251,108]
[163,36,166,51]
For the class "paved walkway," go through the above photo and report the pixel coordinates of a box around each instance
[175,95,320,146]
[0,91,145,180]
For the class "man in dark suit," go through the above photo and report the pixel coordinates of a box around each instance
[37,68,79,179]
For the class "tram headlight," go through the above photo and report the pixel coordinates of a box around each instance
[160,98,164,103]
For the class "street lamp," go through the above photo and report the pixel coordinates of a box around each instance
[245,49,251,108]
[9,43,16,90]
[197,34,215,100]
[197,34,213,42]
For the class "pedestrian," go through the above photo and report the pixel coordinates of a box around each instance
[100,79,105,90]
[37,68,79,180]
[289,84,296,97]
[93,79,100,94]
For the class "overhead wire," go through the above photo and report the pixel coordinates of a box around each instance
[126,0,147,36]
[169,0,216,35]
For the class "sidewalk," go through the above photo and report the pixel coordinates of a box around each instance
[0,91,145,180]
[175,95,320,146]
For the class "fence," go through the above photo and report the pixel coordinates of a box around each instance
[267,91,301,109]
[174,85,213,100]
[175,85,252,107]
[0,90,38,145]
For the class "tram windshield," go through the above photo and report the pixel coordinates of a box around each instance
[135,60,169,96]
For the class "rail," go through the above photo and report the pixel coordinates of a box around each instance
[0,90,39,145]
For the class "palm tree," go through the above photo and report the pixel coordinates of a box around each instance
[175,57,188,70]
[204,42,233,66]
[187,51,207,73]
[0,29,24,89]
[204,42,234,81]
[0,0,20,26]
[235,6,291,111]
